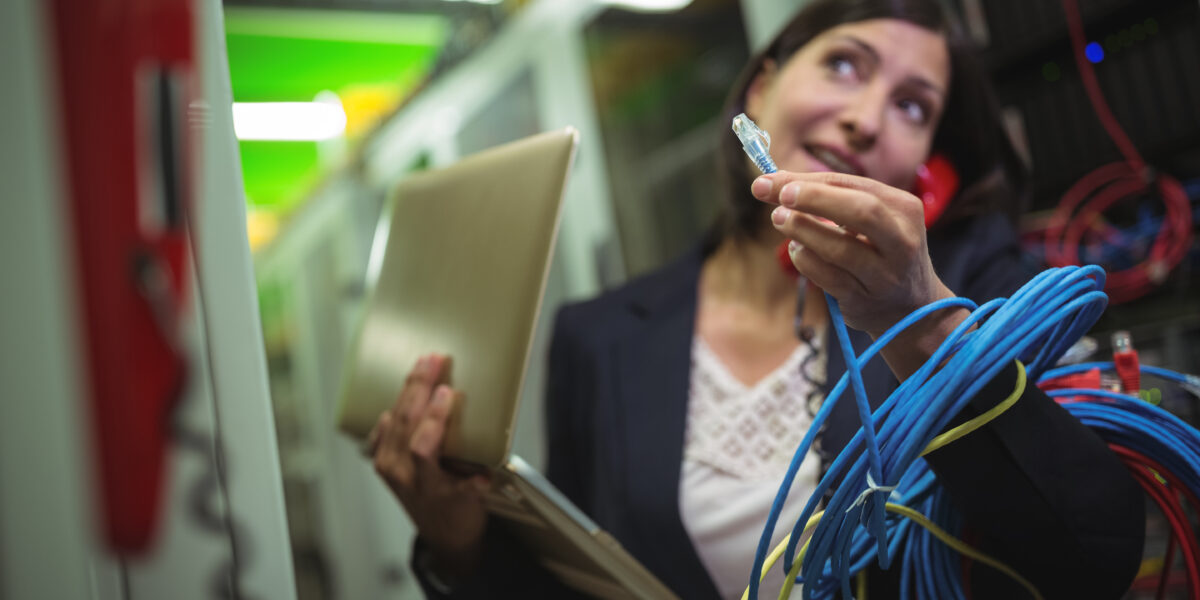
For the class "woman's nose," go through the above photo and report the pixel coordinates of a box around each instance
[838,85,888,151]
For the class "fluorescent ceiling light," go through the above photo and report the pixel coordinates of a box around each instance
[603,0,693,12]
[223,8,449,45]
[232,101,347,141]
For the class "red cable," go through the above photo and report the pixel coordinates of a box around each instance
[1108,445,1200,588]
[1061,0,1144,170]
[1051,165,1191,303]
[1047,0,1194,304]
[1126,465,1199,600]
[1132,572,1189,593]
[1108,445,1200,523]
[1159,533,1177,600]
[1109,444,1200,600]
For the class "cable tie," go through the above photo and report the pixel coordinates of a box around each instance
[847,473,897,513]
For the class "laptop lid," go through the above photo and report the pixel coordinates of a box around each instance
[337,128,578,469]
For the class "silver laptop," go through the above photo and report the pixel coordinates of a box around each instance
[336,129,677,599]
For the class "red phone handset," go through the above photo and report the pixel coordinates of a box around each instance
[50,0,196,553]
[914,153,960,229]
[777,239,801,280]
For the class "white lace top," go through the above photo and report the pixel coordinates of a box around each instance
[679,337,826,599]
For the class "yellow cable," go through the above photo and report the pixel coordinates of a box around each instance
[744,503,1042,600]
[856,570,867,600]
[740,511,824,600]
[744,361,1034,599]
[778,534,809,600]
[922,361,1026,456]
[885,503,1043,600]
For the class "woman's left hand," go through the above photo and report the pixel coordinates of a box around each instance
[752,171,955,336]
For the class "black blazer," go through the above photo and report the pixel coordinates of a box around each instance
[417,214,1145,599]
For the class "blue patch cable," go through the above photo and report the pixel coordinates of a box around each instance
[732,113,1121,599]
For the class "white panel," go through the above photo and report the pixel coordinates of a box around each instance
[739,0,810,51]
[532,19,625,297]
[510,20,629,470]
[286,260,376,600]
[188,0,299,597]
[365,0,605,185]
[0,0,99,598]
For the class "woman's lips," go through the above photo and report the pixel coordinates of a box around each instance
[803,144,864,176]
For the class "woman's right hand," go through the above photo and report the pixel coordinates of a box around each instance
[368,354,491,579]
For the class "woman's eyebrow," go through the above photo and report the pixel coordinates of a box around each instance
[905,76,946,99]
[834,35,881,65]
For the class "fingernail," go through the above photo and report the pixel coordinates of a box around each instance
[432,386,452,409]
[751,177,771,199]
[789,240,803,255]
[771,205,789,226]
[781,183,800,207]
[411,428,433,454]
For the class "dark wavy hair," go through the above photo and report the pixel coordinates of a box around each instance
[708,0,1028,248]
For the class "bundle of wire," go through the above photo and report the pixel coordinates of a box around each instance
[1042,0,1193,304]
[745,265,1109,600]
[1039,362,1200,600]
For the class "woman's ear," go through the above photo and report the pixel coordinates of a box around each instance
[744,58,778,120]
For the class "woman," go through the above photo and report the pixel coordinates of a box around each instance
[369,0,1145,597]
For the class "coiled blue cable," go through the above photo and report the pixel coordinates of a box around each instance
[728,115,1197,599]
[900,377,1200,600]
[746,266,1112,599]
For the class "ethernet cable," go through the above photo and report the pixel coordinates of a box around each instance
[733,112,1109,599]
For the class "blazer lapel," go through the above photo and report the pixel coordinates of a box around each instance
[609,249,721,599]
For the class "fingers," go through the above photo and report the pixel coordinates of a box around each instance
[752,172,923,256]
[751,170,892,206]
[410,385,454,462]
[374,380,460,503]
[772,206,879,280]
[751,172,949,334]
[372,354,446,497]
[749,170,807,205]
[457,474,492,496]
[396,354,446,434]
[779,180,909,254]
[785,240,869,300]
[372,411,415,499]
[410,385,460,497]
[364,412,385,457]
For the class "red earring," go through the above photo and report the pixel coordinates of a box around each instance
[777,239,800,279]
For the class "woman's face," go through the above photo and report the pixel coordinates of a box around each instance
[745,19,950,191]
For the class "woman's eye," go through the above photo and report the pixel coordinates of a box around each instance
[827,55,857,79]
[898,99,929,124]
